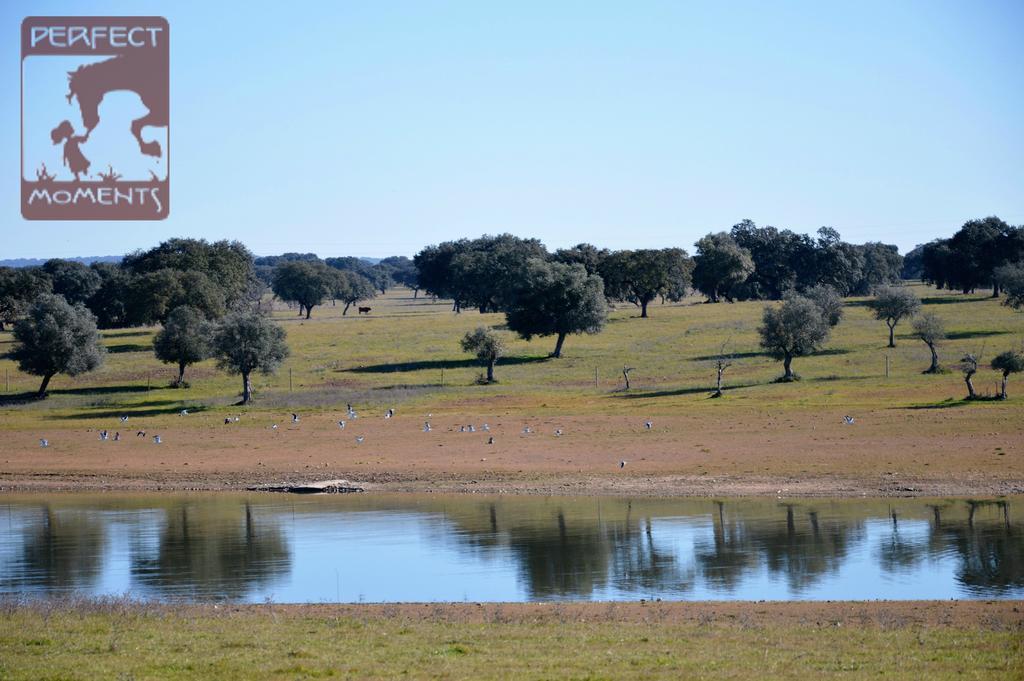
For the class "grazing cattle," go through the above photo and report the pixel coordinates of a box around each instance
[358,306,372,315]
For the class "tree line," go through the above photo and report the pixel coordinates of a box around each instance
[907,216,1024,305]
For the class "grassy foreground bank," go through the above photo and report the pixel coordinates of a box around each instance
[1,600,1020,680]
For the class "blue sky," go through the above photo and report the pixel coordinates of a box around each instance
[3,0,1023,259]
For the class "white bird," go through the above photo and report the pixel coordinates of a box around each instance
[468,425,476,433]
[39,439,48,448]
[99,430,108,441]
[644,421,653,429]
[153,435,162,444]
[338,420,346,429]
[554,429,563,437]
[180,409,188,416]
[843,415,855,425]
[224,418,232,425]
[291,413,299,423]
[423,422,432,432]
[619,460,626,468]
[271,424,278,430]
[522,426,532,434]
[120,415,129,423]
[482,424,490,432]
[233,416,240,422]
[386,408,394,419]
[355,436,364,444]
[459,425,466,433]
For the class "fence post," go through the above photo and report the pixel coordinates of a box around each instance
[885,354,890,378]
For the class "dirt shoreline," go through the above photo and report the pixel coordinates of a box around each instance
[2,470,1021,497]
[2,598,1021,628]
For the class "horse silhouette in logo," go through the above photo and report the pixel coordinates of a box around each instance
[66,53,168,158]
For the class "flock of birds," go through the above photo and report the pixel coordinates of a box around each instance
[36,405,860,469]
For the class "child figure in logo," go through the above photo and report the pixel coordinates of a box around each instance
[50,120,90,181]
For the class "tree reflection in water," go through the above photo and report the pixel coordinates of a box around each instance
[0,505,105,593]
[130,502,290,599]
[1,496,1021,601]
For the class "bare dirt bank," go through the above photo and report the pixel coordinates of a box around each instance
[1,469,1021,497]
[2,411,1021,497]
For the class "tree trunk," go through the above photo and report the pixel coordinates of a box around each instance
[924,342,939,373]
[640,299,649,318]
[37,372,54,398]
[297,304,304,317]
[177,361,186,387]
[714,365,724,396]
[486,358,495,383]
[1000,373,1009,400]
[0,321,5,332]
[413,288,419,299]
[782,353,794,380]
[342,301,351,315]
[552,333,566,358]
[965,371,976,399]
[887,321,896,348]
[305,305,313,319]
[241,372,252,405]
[992,283,1000,298]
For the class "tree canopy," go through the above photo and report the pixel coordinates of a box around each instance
[212,312,289,405]
[153,305,214,386]
[460,326,506,383]
[911,312,946,374]
[758,296,832,381]
[600,248,693,317]
[692,232,754,303]
[505,259,607,357]
[272,260,334,319]
[11,294,105,397]
[869,286,921,347]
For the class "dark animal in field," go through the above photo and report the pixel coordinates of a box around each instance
[358,307,372,315]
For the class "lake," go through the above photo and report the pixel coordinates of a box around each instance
[0,493,1020,603]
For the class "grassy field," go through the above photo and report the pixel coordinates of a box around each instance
[0,283,1022,495]
[2,282,1022,422]
[0,600,1019,680]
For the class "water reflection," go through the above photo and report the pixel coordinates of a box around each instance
[130,502,289,599]
[0,495,1020,602]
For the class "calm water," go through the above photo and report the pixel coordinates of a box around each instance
[0,494,1020,603]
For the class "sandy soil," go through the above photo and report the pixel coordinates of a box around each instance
[2,409,1021,496]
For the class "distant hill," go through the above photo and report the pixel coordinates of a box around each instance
[0,256,122,268]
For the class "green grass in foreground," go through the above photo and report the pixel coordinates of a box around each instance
[1,282,1022,430]
[0,604,1019,680]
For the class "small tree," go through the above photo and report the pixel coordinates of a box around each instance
[758,296,831,381]
[870,286,921,347]
[995,264,1024,311]
[212,312,289,405]
[991,350,1024,400]
[11,294,105,397]
[692,233,754,303]
[460,326,505,383]
[911,312,945,374]
[272,261,333,319]
[153,305,213,386]
[710,341,733,398]
[803,284,844,327]
[958,352,980,400]
[505,259,607,358]
[331,269,377,315]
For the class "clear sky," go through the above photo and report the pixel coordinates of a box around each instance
[3,0,1023,259]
